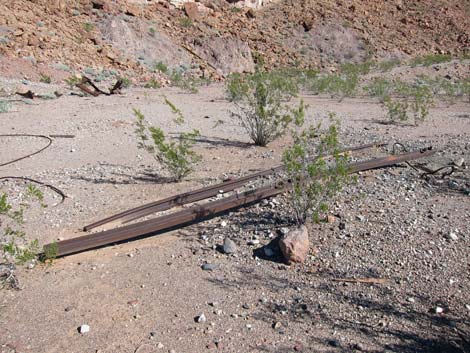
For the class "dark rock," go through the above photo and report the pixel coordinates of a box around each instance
[201,263,218,271]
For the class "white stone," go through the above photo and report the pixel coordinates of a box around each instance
[447,232,458,241]
[79,324,90,334]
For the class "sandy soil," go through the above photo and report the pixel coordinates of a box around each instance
[0,81,469,353]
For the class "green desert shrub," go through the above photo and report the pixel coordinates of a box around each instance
[134,104,200,181]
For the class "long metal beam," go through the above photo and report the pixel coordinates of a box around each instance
[83,142,386,231]
[44,147,434,257]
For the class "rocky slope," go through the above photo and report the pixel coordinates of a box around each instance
[0,0,469,80]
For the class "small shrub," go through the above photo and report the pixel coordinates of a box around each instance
[64,75,81,89]
[39,73,51,84]
[83,22,94,32]
[457,79,470,103]
[155,61,168,74]
[340,61,373,76]
[26,184,46,208]
[226,72,250,102]
[410,53,452,67]
[148,27,156,37]
[169,70,208,94]
[134,107,200,181]
[230,68,302,146]
[179,18,193,28]
[364,77,393,101]
[163,95,184,125]
[282,114,350,225]
[226,69,301,103]
[382,84,433,125]
[383,97,409,122]
[42,241,58,261]
[144,78,161,89]
[119,76,132,88]
[0,187,45,265]
[377,58,401,72]
[304,73,359,98]
[0,100,11,113]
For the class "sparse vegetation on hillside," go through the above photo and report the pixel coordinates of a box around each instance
[144,78,161,89]
[39,73,51,84]
[410,53,452,67]
[64,75,81,89]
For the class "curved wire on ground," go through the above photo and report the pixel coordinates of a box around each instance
[0,134,53,167]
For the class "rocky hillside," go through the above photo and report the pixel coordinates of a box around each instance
[0,0,468,80]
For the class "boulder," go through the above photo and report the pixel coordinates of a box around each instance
[184,2,211,21]
[184,2,201,20]
[193,36,255,76]
[279,225,309,264]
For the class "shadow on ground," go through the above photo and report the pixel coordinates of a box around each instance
[207,266,470,353]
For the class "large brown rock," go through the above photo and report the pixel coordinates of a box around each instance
[193,36,255,76]
[184,2,201,20]
[279,226,309,264]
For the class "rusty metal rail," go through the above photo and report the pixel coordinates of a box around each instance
[44,147,434,257]
[84,142,385,231]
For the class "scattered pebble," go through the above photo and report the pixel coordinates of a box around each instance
[78,324,90,334]
[201,263,218,271]
[247,239,260,246]
[356,215,366,222]
[223,238,237,254]
[447,232,458,241]
[294,342,304,352]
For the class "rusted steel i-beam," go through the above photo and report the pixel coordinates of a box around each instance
[44,147,434,258]
[83,142,386,231]
[50,184,285,257]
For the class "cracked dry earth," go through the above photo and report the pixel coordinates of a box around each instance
[0,83,469,353]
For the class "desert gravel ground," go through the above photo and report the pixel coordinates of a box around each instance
[0,81,469,353]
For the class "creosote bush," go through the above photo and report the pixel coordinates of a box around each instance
[410,53,452,67]
[282,113,350,226]
[39,73,51,84]
[64,75,81,89]
[1,185,46,265]
[382,84,433,125]
[134,103,200,181]
[229,67,302,146]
